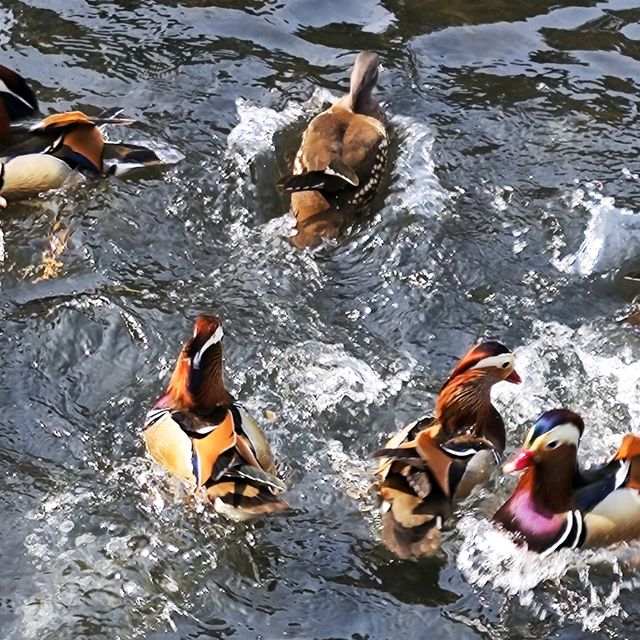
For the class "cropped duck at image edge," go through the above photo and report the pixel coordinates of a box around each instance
[0,64,178,207]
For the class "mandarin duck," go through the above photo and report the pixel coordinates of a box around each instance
[144,316,288,520]
[373,341,521,559]
[278,51,387,249]
[494,409,640,554]
[0,64,163,207]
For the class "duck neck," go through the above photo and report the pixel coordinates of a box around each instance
[435,371,504,449]
[165,343,234,414]
[516,452,577,514]
[352,89,379,118]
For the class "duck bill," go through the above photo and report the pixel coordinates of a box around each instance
[506,369,522,384]
[503,449,534,474]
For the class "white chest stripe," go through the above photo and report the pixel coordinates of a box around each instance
[144,408,168,428]
[541,510,583,556]
[440,445,480,458]
[615,460,631,490]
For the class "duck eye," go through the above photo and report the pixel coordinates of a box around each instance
[501,362,509,368]
[546,440,559,449]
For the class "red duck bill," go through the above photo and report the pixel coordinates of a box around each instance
[506,369,522,384]
[503,448,534,473]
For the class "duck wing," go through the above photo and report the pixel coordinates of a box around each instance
[279,108,386,199]
[373,424,498,558]
[144,405,288,520]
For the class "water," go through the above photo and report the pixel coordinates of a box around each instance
[1,0,640,638]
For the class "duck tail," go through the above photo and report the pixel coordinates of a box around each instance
[376,470,450,558]
[206,480,289,520]
[206,465,289,520]
[278,158,359,193]
[379,483,443,558]
[103,142,162,176]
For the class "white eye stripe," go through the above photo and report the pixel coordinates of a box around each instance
[470,353,514,370]
[538,423,581,448]
[523,426,535,448]
[192,325,224,369]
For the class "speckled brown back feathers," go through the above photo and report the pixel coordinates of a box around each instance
[279,51,387,248]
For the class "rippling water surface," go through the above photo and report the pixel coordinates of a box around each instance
[2,1,640,638]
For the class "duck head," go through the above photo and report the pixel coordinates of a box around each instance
[0,65,39,140]
[435,341,520,447]
[163,315,234,413]
[348,51,382,119]
[503,409,584,474]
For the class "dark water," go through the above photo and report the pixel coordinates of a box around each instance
[2,0,640,638]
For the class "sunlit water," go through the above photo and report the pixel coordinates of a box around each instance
[2,0,640,638]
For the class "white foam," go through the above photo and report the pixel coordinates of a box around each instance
[494,320,640,448]
[274,340,413,415]
[19,460,238,639]
[554,184,640,275]
[0,9,14,45]
[228,88,336,167]
[456,516,638,631]
[386,114,449,219]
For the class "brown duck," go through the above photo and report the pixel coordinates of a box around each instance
[278,51,387,248]
[373,341,521,559]
[144,316,289,520]
[0,64,163,207]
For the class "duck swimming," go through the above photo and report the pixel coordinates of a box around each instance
[144,315,289,520]
[494,408,640,554]
[278,51,387,249]
[373,341,521,558]
[0,64,163,207]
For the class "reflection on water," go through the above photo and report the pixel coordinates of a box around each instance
[2,0,640,638]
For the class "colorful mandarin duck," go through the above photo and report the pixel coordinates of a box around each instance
[0,64,162,207]
[494,409,640,554]
[144,316,288,520]
[373,341,521,559]
[278,51,387,249]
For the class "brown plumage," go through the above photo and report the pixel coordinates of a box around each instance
[373,341,521,559]
[278,51,387,249]
[0,66,164,206]
[143,315,288,520]
[494,409,640,554]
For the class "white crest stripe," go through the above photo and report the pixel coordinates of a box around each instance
[192,325,224,369]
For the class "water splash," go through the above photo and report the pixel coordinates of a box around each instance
[456,515,640,633]
[494,320,640,452]
[386,114,450,219]
[20,460,239,640]
[554,183,640,276]
[273,340,412,415]
[228,88,336,167]
[452,320,640,634]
